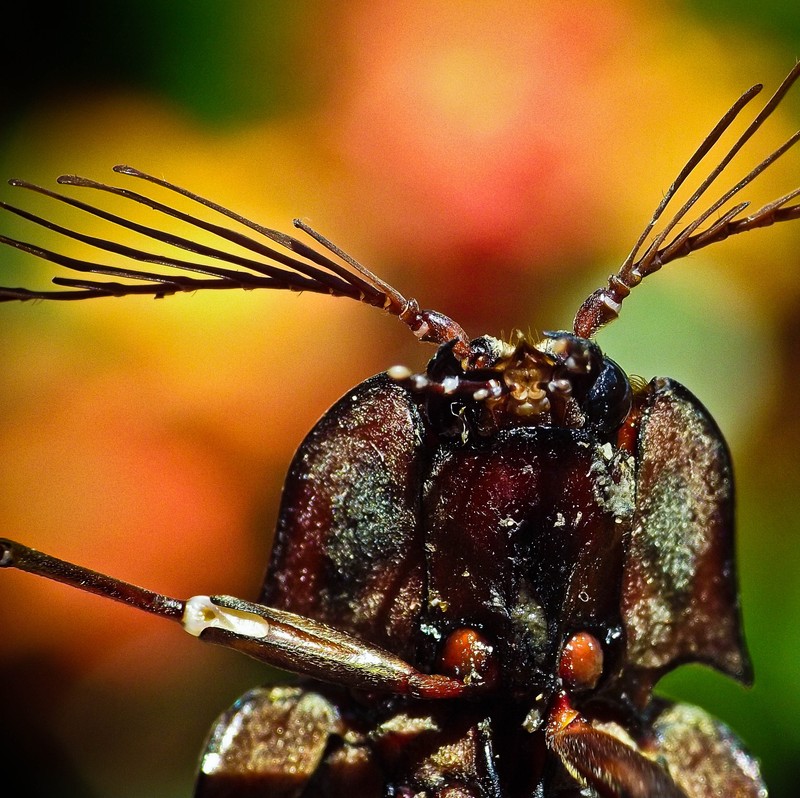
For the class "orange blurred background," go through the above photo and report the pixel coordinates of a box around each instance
[2,2,800,796]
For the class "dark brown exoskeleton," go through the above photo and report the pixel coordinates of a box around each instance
[4,65,800,797]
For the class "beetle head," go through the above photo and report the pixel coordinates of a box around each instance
[391,330,633,438]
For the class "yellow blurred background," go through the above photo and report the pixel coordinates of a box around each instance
[1,2,799,796]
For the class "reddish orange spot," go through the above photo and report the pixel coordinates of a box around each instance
[559,631,603,691]
[439,627,499,688]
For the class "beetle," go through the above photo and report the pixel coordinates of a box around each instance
[2,64,799,797]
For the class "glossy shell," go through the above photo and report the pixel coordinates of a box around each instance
[193,357,765,796]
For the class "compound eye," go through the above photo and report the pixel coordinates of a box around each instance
[585,357,632,434]
[426,338,464,381]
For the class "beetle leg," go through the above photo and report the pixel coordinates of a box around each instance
[547,693,768,798]
[546,693,688,798]
[184,594,466,699]
[0,539,465,699]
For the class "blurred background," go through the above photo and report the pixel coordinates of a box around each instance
[1,1,799,795]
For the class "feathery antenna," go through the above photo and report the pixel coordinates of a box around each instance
[574,62,800,338]
[0,166,470,356]
[4,65,800,351]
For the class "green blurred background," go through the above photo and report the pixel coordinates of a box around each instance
[1,1,799,795]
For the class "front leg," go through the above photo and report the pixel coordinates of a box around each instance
[547,694,766,798]
[0,538,465,700]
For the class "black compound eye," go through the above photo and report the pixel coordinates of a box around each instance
[426,338,463,380]
[585,357,632,434]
